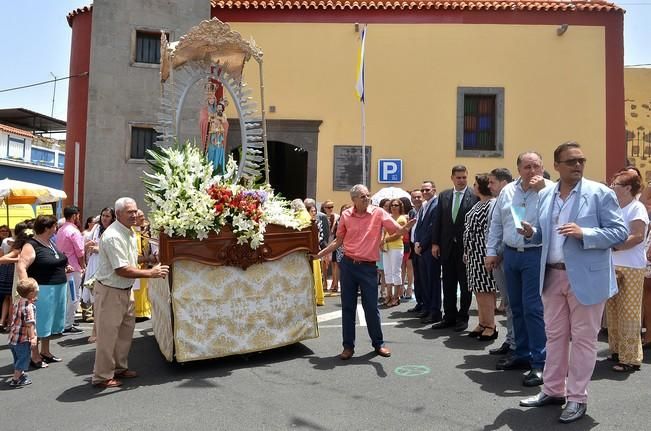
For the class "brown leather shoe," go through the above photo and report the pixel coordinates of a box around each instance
[93,378,122,388]
[339,348,354,360]
[115,370,138,378]
[375,346,391,357]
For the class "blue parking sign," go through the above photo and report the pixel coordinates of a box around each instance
[378,159,402,183]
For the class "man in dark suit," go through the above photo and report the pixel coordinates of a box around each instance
[413,181,442,324]
[407,188,425,313]
[432,165,479,332]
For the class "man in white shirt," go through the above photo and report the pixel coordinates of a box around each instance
[91,197,169,388]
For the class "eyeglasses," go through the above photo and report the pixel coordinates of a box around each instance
[420,188,432,192]
[610,182,626,187]
[390,204,401,207]
[558,158,587,166]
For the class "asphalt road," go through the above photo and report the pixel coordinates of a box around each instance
[1,296,649,431]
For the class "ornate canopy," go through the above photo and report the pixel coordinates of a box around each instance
[160,18,263,83]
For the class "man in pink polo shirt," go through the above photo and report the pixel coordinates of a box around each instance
[56,206,86,334]
[317,184,415,360]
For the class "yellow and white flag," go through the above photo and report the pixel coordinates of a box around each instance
[355,25,367,102]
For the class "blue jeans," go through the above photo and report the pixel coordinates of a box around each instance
[503,246,546,369]
[340,256,384,349]
[10,341,31,372]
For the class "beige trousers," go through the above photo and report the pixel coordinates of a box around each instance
[92,281,135,384]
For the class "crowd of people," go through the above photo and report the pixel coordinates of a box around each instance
[4,142,651,422]
[1,197,168,389]
[315,142,651,424]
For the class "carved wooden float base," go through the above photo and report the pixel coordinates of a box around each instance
[150,224,319,362]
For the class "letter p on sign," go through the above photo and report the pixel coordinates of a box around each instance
[378,159,402,183]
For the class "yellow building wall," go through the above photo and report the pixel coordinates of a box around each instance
[624,67,651,182]
[230,23,606,204]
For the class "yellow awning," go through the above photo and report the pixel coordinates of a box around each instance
[0,204,36,229]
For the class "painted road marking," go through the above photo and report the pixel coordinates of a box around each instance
[394,365,431,377]
[317,311,342,323]
[357,307,367,327]
[317,310,398,328]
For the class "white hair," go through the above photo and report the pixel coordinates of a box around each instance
[114,197,137,213]
[349,184,368,198]
[290,198,306,211]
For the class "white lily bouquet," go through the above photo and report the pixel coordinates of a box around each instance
[144,142,310,249]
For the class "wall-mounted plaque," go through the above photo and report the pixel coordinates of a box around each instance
[333,145,372,191]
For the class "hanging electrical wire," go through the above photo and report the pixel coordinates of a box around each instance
[0,72,88,93]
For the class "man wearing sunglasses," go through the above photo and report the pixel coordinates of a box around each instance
[518,142,627,424]
[315,184,415,360]
[413,181,442,324]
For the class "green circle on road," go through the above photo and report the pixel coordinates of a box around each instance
[394,365,431,377]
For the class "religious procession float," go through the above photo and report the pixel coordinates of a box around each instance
[145,19,319,363]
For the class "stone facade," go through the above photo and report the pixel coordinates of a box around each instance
[84,0,209,215]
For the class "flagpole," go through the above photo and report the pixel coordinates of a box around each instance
[361,95,366,187]
[356,24,367,187]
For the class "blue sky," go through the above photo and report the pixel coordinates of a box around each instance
[0,0,649,123]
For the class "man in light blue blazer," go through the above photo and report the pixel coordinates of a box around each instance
[518,142,628,424]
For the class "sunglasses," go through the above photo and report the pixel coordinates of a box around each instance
[420,188,432,192]
[558,158,587,166]
[324,206,334,209]
[391,204,401,207]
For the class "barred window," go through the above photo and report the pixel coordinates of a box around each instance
[130,127,157,159]
[456,87,504,158]
[135,31,161,64]
[463,95,496,151]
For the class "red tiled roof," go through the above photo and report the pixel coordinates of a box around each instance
[67,5,93,27]
[211,0,622,12]
[0,123,35,139]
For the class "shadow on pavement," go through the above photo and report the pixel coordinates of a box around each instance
[56,336,315,403]
[458,353,504,372]
[590,358,636,382]
[464,370,538,398]
[307,351,388,378]
[482,407,599,431]
[443,333,498,352]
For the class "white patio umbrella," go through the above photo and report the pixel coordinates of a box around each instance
[370,186,411,206]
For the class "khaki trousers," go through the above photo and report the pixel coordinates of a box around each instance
[92,281,135,384]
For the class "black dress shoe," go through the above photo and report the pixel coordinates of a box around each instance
[431,320,455,330]
[523,368,543,386]
[421,313,441,324]
[496,357,530,370]
[415,311,429,319]
[453,321,468,332]
[489,342,511,355]
[559,401,587,423]
[519,392,566,407]
[407,305,422,313]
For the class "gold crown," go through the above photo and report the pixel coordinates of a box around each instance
[204,81,218,96]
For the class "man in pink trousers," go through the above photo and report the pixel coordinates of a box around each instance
[518,142,628,424]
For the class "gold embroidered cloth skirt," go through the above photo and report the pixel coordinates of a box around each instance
[149,252,318,362]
